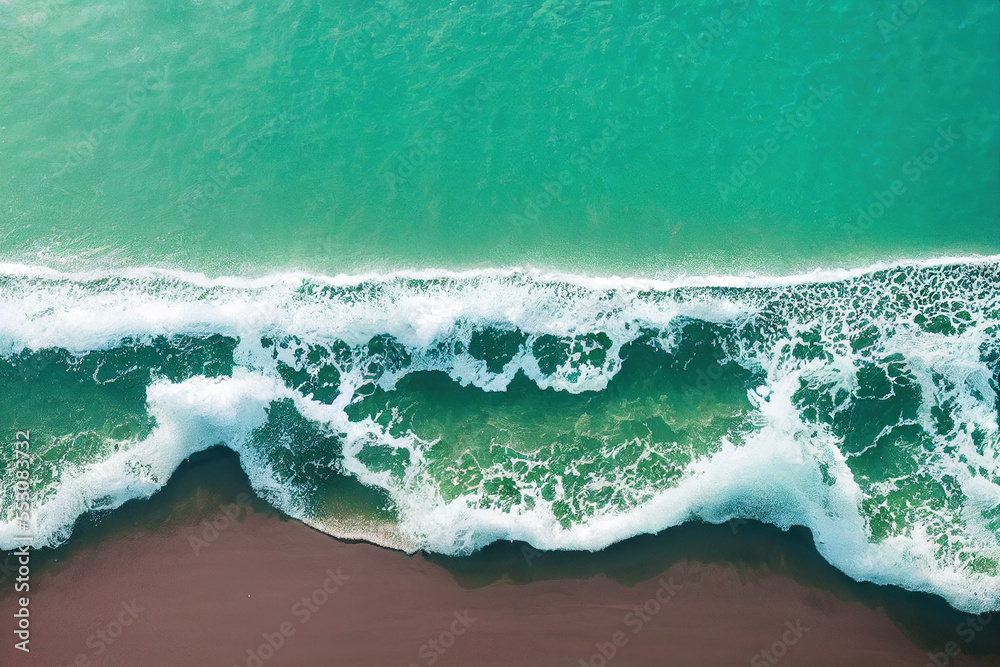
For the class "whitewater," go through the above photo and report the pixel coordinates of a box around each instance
[0,256,998,613]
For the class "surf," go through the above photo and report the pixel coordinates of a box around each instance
[0,256,998,613]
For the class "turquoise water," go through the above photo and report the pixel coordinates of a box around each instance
[1,0,997,274]
[1,0,999,614]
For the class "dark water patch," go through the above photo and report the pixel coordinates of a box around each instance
[468,326,528,373]
[248,399,397,525]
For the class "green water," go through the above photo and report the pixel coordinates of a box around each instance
[1,0,997,275]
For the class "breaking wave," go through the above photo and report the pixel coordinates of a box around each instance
[1,256,998,613]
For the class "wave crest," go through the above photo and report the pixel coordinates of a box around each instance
[1,257,998,613]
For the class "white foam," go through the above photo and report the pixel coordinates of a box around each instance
[1,256,998,614]
[1,252,998,291]
[0,370,292,550]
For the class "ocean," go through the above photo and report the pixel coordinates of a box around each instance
[1,0,998,616]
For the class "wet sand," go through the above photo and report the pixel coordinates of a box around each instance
[1,448,997,667]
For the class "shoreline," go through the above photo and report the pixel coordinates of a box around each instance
[1,447,996,666]
[1,252,998,289]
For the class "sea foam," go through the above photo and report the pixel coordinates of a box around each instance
[0,256,997,613]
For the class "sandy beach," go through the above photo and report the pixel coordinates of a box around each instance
[0,449,995,667]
